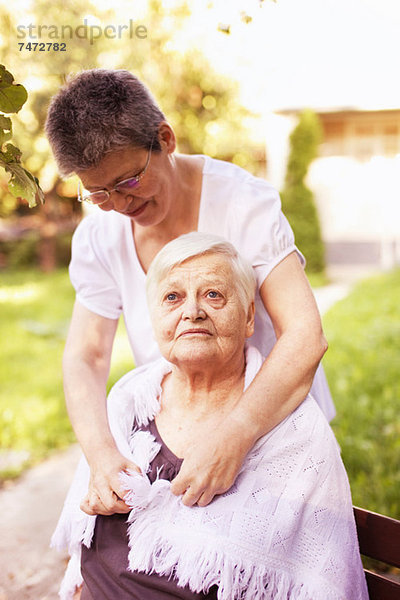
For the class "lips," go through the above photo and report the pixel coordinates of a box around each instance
[123,201,148,217]
[178,329,212,338]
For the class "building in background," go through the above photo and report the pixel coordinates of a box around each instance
[265,107,400,272]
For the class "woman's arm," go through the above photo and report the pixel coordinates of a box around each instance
[170,252,328,506]
[63,301,140,515]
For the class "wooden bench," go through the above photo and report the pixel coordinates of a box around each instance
[354,506,400,600]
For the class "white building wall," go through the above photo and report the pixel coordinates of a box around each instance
[265,112,400,269]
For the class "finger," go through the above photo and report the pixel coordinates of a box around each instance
[125,462,142,475]
[96,486,122,513]
[170,473,191,497]
[109,494,132,514]
[80,493,110,516]
[95,490,132,515]
[81,488,128,516]
[196,490,216,507]
[180,485,206,507]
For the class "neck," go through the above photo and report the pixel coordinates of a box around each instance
[140,153,203,240]
[163,350,246,415]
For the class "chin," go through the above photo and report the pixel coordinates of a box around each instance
[172,347,219,365]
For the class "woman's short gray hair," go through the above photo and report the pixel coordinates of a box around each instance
[146,232,256,312]
[45,69,165,177]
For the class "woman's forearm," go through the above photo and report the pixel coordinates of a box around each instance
[232,251,329,443]
[233,328,328,443]
[62,301,120,465]
[63,355,118,464]
[63,352,141,515]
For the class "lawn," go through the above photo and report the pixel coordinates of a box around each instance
[0,268,133,480]
[1,267,399,521]
[323,268,400,519]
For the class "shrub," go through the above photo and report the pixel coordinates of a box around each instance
[281,109,325,274]
[0,231,73,269]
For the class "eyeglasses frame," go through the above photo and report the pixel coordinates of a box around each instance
[77,138,154,206]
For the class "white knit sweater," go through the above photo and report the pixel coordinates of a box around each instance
[52,346,368,600]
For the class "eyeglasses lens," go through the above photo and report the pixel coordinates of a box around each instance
[88,191,109,205]
[116,177,140,191]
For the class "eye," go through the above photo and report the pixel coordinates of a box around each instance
[207,290,220,299]
[165,292,178,302]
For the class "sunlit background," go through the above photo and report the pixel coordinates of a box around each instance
[0,2,399,594]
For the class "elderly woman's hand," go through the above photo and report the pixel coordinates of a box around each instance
[80,448,142,515]
[170,412,255,507]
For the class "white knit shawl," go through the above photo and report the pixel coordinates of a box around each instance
[52,346,368,600]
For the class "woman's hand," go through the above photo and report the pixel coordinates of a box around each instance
[80,449,142,516]
[170,413,255,507]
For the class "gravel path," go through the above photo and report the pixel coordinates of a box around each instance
[0,445,81,600]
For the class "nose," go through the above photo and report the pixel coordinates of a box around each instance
[182,298,206,321]
[110,190,134,211]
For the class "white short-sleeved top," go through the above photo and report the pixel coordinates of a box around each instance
[70,156,335,420]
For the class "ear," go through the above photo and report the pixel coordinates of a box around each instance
[157,121,176,154]
[245,301,255,338]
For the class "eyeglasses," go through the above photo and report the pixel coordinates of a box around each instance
[77,139,154,206]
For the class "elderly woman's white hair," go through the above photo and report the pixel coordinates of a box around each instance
[146,232,256,312]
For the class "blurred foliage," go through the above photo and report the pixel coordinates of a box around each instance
[306,270,330,288]
[324,268,400,519]
[0,230,73,269]
[0,64,44,208]
[0,0,263,229]
[280,109,325,273]
[0,267,133,481]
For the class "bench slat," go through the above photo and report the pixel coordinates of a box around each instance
[354,506,400,568]
[364,570,400,600]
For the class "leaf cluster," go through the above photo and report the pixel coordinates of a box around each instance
[0,65,44,208]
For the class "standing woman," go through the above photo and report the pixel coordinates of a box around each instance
[45,69,332,514]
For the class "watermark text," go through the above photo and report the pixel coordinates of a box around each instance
[16,19,147,45]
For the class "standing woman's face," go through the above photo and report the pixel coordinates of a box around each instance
[76,124,177,227]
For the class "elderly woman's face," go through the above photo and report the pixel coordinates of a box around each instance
[151,254,255,367]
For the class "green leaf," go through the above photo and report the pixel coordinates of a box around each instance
[0,115,12,130]
[0,152,45,208]
[0,143,22,163]
[0,115,12,146]
[0,65,14,85]
[0,65,28,114]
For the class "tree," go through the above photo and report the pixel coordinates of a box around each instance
[0,64,44,208]
[280,109,325,273]
[0,0,263,268]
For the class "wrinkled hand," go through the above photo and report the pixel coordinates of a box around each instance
[80,448,141,516]
[170,415,255,507]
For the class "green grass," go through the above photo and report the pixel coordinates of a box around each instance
[306,270,330,288]
[323,268,400,519]
[0,268,133,481]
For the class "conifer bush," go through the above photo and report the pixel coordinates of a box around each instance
[280,109,325,273]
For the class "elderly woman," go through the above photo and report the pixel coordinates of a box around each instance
[53,233,367,600]
[45,68,333,514]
